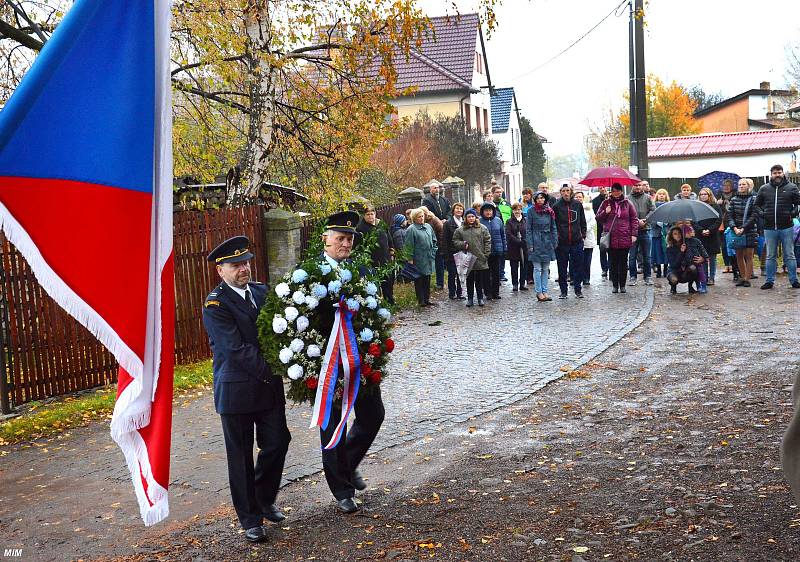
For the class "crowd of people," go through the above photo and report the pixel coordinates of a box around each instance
[387,164,800,306]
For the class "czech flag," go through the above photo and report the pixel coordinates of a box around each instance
[0,1,173,525]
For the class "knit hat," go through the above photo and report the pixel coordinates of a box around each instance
[465,208,478,217]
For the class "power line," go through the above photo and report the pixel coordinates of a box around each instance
[509,0,628,81]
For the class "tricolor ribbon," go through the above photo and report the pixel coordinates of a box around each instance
[309,296,361,449]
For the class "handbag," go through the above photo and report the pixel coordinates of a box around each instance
[598,204,618,251]
[730,198,752,250]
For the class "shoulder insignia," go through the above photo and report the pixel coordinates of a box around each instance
[208,292,218,297]
[204,300,220,308]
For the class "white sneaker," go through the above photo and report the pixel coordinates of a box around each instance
[644,278,653,286]
[628,279,637,286]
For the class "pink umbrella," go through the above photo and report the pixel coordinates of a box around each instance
[579,166,641,187]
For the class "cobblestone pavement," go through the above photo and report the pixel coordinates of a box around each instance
[0,260,653,560]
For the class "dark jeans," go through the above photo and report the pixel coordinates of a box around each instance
[320,387,385,500]
[466,269,489,300]
[608,247,629,288]
[220,407,291,529]
[556,242,583,294]
[445,259,462,298]
[628,231,651,279]
[487,254,502,297]
[667,264,699,288]
[435,254,445,288]
[413,274,431,305]
[582,248,594,282]
[510,257,527,288]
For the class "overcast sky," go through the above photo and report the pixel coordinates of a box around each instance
[419,0,799,158]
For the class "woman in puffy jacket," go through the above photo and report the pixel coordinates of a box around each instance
[595,183,639,294]
[727,178,759,287]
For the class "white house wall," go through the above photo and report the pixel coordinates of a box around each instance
[649,149,799,178]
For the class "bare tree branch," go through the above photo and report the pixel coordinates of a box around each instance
[0,18,44,51]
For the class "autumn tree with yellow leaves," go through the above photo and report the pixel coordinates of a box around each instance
[586,75,701,168]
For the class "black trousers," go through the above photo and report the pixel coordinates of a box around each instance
[446,259,462,298]
[487,254,501,297]
[466,268,489,299]
[380,271,395,305]
[510,258,527,288]
[320,386,385,500]
[413,274,431,305]
[608,248,629,288]
[220,407,291,529]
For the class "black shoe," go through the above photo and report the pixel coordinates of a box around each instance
[792,281,800,289]
[336,497,360,514]
[601,271,608,278]
[352,471,367,491]
[245,526,267,543]
[742,281,751,287]
[670,285,677,294]
[520,285,529,291]
[264,504,286,523]
[558,293,568,299]
[688,286,697,294]
[512,286,518,291]
[620,286,627,293]
[582,281,590,286]
[751,274,758,279]
[575,292,584,298]
[457,296,467,300]
[735,279,746,287]
[612,286,619,294]
[478,298,486,306]
[466,299,474,307]
[493,294,501,299]
[761,282,774,290]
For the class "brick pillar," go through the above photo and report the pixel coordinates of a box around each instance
[262,207,302,282]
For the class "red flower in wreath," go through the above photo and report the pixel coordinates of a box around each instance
[361,363,373,376]
[368,343,381,357]
[368,371,382,384]
[305,377,318,390]
[384,338,395,353]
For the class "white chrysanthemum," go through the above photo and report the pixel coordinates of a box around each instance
[291,269,309,283]
[275,283,291,298]
[377,308,391,321]
[304,296,319,310]
[365,296,378,310]
[307,344,321,358]
[365,282,378,295]
[359,328,373,342]
[287,364,304,380]
[292,290,306,305]
[279,348,293,364]
[339,268,353,282]
[284,306,299,322]
[289,338,305,353]
[272,316,288,334]
[296,315,310,332]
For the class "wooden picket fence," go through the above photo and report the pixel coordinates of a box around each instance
[0,205,267,411]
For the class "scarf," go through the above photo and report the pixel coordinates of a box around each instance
[534,202,555,219]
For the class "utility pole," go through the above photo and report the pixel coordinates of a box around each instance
[628,0,637,170]
[633,0,648,180]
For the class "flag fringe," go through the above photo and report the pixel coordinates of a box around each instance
[113,414,169,526]
[0,203,143,380]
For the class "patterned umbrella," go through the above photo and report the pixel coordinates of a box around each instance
[697,171,740,196]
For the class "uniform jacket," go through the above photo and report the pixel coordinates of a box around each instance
[525,205,558,262]
[595,196,639,250]
[552,197,587,246]
[202,282,285,415]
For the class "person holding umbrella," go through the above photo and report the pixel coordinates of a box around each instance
[596,183,639,294]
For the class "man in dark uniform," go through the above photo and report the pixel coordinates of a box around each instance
[316,211,385,514]
[202,236,291,543]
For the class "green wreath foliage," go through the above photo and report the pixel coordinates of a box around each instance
[257,226,396,404]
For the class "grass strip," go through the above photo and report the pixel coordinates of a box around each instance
[0,360,212,447]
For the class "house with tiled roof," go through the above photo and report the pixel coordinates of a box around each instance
[694,81,800,133]
[647,128,800,177]
[389,13,494,134]
[489,87,523,202]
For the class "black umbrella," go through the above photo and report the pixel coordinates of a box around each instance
[646,199,719,224]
